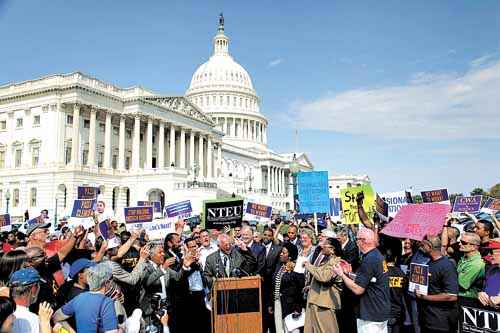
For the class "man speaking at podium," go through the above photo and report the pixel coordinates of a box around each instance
[203,233,257,288]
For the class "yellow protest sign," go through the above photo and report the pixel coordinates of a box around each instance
[340,184,376,224]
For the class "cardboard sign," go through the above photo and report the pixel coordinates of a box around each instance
[452,195,482,213]
[203,198,243,229]
[460,304,500,332]
[381,191,409,217]
[71,199,97,218]
[408,263,429,295]
[246,202,273,218]
[138,201,162,214]
[0,214,11,231]
[340,184,376,224]
[421,189,449,203]
[380,203,451,241]
[481,197,500,214]
[297,171,330,214]
[124,206,154,224]
[164,200,192,218]
[77,186,99,199]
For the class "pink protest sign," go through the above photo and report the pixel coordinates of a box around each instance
[381,203,451,241]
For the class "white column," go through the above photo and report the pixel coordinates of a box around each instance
[267,166,271,194]
[70,104,80,165]
[158,121,165,168]
[55,103,65,165]
[146,117,153,168]
[224,117,228,134]
[132,115,140,169]
[198,134,204,178]
[118,116,125,169]
[217,142,222,177]
[88,109,97,166]
[253,121,257,141]
[180,127,186,168]
[103,112,112,168]
[189,131,195,169]
[207,136,213,179]
[263,126,268,144]
[231,118,236,137]
[169,124,176,167]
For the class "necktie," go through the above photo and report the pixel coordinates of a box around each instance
[223,255,230,277]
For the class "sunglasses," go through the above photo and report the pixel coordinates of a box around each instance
[460,240,477,246]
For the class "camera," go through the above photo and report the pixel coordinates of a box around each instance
[151,293,168,318]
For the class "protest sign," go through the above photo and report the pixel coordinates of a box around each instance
[297,171,330,214]
[246,202,273,218]
[481,197,500,214]
[408,263,429,295]
[0,214,11,231]
[138,201,162,214]
[71,199,97,218]
[77,186,99,199]
[164,200,192,218]
[340,184,376,224]
[381,191,409,217]
[124,206,154,224]
[375,194,389,218]
[460,304,500,332]
[452,195,482,213]
[203,198,243,229]
[421,189,449,203]
[380,203,451,241]
[126,218,175,240]
[329,197,342,220]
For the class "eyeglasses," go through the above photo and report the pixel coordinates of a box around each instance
[460,240,478,246]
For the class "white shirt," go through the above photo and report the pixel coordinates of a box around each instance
[12,305,40,333]
[199,243,218,269]
[264,242,272,256]
[341,239,349,250]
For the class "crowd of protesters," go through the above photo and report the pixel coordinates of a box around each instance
[0,194,500,333]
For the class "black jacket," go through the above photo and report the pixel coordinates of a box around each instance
[342,240,360,270]
[270,266,305,318]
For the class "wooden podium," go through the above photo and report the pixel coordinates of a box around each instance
[211,276,262,333]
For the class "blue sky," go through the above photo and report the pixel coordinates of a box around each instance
[1,0,499,194]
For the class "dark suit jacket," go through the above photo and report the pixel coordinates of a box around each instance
[203,247,257,288]
[342,240,360,270]
[250,242,266,276]
[264,243,283,278]
[270,267,305,318]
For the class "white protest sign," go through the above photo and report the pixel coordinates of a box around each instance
[381,191,409,217]
[126,217,175,240]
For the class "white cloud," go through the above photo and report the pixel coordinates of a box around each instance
[470,54,494,67]
[288,59,500,139]
[268,58,283,68]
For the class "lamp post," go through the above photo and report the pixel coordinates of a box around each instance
[289,154,300,213]
[5,189,11,215]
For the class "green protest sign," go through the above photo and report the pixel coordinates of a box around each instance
[340,184,376,224]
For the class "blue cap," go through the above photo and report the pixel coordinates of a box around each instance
[9,268,44,286]
[69,259,96,279]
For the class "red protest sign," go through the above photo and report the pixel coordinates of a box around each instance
[380,203,451,241]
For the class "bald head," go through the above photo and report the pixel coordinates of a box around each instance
[218,233,231,254]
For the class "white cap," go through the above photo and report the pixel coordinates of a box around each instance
[321,229,337,238]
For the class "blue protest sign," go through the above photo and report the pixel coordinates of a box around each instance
[329,197,342,218]
[452,195,482,213]
[164,200,192,218]
[71,199,96,218]
[77,186,99,199]
[138,201,162,214]
[0,214,11,230]
[421,189,449,203]
[246,202,273,218]
[124,206,154,223]
[297,171,330,214]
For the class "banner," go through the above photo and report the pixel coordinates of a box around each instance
[203,198,243,229]
[77,186,99,200]
[164,200,192,218]
[408,263,429,295]
[381,191,409,217]
[0,214,11,231]
[297,171,330,214]
[138,201,162,214]
[124,206,154,224]
[246,202,273,218]
[71,199,97,218]
[452,195,482,213]
[330,197,342,219]
[481,197,500,214]
[380,203,451,241]
[340,184,376,224]
[421,189,449,203]
[460,304,500,332]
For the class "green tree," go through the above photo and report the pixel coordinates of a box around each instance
[489,183,500,199]
[449,193,463,205]
[471,187,486,196]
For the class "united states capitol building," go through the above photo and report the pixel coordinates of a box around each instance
[0,16,313,221]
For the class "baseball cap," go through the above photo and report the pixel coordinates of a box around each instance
[26,222,51,237]
[321,229,337,238]
[69,258,97,279]
[9,268,45,286]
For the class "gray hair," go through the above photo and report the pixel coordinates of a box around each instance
[86,262,113,291]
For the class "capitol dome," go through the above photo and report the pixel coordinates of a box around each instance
[185,15,268,149]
